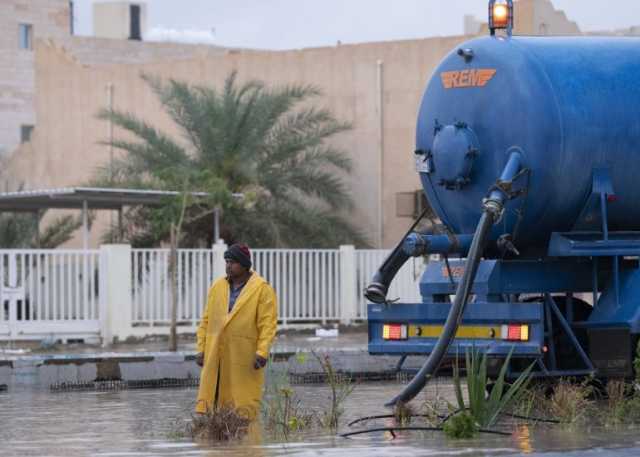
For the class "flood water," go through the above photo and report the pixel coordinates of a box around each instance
[2,380,640,456]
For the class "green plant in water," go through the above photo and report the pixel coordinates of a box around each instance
[393,401,415,426]
[601,339,640,426]
[611,340,640,424]
[262,358,313,438]
[602,379,627,426]
[295,351,308,365]
[634,339,640,383]
[311,350,355,430]
[452,347,534,430]
[509,382,547,421]
[422,393,449,426]
[264,386,314,437]
[612,395,640,425]
[547,378,593,424]
[443,411,478,439]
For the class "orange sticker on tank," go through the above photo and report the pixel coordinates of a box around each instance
[441,69,496,89]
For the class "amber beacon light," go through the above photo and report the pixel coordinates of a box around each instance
[489,0,513,36]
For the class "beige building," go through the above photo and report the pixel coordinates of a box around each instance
[0,0,71,158]
[1,0,635,248]
[93,1,147,41]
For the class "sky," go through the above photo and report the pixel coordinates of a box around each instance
[74,0,640,49]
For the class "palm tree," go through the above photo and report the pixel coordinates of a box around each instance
[0,212,84,248]
[94,72,366,248]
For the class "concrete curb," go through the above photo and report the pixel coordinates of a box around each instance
[0,347,423,391]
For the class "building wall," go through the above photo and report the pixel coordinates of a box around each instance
[0,0,71,158]
[4,34,466,248]
[2,0,631,249]
[531,0,580,35]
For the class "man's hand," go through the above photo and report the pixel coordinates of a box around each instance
[254,354,267,370]
[195,352,204,367]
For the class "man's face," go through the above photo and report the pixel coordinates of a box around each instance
[225,259,245,278]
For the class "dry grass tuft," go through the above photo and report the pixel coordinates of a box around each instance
[606,379,627,411]
[393,401,416,426]
[548,379,594,424]
[188,403,251,441]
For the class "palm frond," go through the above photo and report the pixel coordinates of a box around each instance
[97,109,191,171]
[38,214,84,249]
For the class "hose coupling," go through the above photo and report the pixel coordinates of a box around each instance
[364,282,388,304]
[482,197,504,223]
[402,232,429,256]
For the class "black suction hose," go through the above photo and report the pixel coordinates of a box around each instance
[386,211,495,406]
[364,207,431,304]
[385,150,522,407]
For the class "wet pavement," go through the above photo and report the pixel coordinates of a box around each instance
[2,380,640,456]
[3,330,640,455]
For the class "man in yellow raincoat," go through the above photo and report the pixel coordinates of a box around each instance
[195,243,278,419]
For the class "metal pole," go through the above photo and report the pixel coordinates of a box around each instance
[33,210,40,248]
[82,200,88,250]
[377,59,384,248]
[107,82,114,243]
[613,255,620,307]
[592,257,599,307]
[118,206,123,242]
[213,207,220,243]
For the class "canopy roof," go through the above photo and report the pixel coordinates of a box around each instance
[0,187,210,212]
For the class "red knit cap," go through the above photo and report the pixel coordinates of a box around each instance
[224,243,252,268]
[237,244,251,260]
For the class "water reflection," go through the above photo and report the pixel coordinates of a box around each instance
[513,425,533,454]
[0,383,640,456]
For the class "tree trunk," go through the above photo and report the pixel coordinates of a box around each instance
[168,223,178,352]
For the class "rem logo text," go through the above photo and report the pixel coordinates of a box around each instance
[440,69,496,89]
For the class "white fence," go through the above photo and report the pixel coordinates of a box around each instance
[132,249,213,327]
[0,250,101,341]
[356,250,424,318]
[0,245,426,344]
[254,249,343,324]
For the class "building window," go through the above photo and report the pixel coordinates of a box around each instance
[129,4,141,40]
[20,125,34,143]
[19,23,33,50]
[395,190,430,218]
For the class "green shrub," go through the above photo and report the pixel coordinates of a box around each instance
[443,412,478,439]
[548,378,593,424]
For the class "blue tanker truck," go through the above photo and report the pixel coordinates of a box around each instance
[366,0,640,405]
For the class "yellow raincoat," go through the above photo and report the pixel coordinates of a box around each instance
[195,272,277,418]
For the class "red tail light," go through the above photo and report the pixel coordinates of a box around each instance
[383,324,408,340]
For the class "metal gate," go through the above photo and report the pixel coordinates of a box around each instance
[0,250,101,342]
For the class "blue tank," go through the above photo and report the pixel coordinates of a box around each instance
[416,36,640,256]
[368,8,640,399]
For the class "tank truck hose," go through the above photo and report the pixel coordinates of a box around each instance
[364,206,432,304]
[384,149,524,406]
[385,210,495,407]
